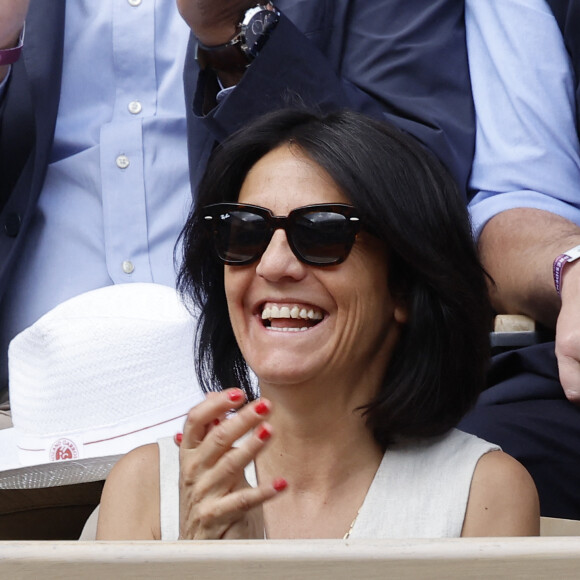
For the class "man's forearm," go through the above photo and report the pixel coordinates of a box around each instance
[0,29,21,83]
[479,208,580,328]
[0,0,29,82]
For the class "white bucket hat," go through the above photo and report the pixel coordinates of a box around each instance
[0,283,204,489]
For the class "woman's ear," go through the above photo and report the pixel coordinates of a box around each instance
[387,258,409,324]
[393,301,408,324]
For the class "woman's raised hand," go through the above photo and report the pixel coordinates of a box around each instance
[177,389,287,540]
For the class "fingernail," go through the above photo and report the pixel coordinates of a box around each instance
[174,433,183,445]
[273,478,287,492]
[257,425,271,441]
[255,401,269,415]
[228,389,244,402]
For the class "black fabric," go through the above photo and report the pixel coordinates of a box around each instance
[0,0,65,302]
[459,341,580,519]
[545,0,580,135]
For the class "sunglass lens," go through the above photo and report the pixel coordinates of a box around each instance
[214,210,270,264]
[292,211,356,265]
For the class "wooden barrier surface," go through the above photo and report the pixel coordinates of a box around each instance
[2,538,580,579]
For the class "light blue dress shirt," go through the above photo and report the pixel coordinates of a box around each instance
[0,1,191,363]
[466,0,580,239]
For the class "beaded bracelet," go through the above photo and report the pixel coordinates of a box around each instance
[0,25,25,67]
[553,244,580,297]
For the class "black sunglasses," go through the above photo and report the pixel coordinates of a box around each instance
[202,202,362,266]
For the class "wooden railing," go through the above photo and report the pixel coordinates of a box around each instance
[2,537,580,579]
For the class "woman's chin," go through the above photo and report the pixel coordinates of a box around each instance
[249,359,317,389]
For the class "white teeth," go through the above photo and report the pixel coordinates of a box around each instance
[307,309,323,320]
[266,326,309,332]
[261,304,324,321]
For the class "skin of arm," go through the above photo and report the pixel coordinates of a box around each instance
[461,450,540,537]
[479,209,580,403]
[96,444,162,540]
[479,208,580,328]
[0,0,29,83]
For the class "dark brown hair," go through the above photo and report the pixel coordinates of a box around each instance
[177,108,492,449]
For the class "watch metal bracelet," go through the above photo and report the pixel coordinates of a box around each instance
[195,3,279,73]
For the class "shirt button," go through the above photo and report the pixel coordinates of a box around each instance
[116,155,130,169]
[128,0,142,6]
[4,213,21,238]
[122,260,135,274]
[128,100,142,115]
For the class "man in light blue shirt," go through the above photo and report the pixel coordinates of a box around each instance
[0,2,192,412]
[467,0,580,238]
[460,0,580,518]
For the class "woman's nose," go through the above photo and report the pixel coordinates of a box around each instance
[255,229,307,281]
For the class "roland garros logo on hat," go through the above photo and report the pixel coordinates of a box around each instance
[49,438,80,462]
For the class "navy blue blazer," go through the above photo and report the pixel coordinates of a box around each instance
[184,0,475,196]
[0,1,65,302]
[546,0,579,134]
[0,0,475,305]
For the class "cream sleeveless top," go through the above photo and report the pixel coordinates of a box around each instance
[157,428,499,540]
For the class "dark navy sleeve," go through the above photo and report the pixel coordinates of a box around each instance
[184,0,474,198]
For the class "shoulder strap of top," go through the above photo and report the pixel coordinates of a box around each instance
[158,436,180,541]
[352,429,499,538]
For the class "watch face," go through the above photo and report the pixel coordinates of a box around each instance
[242,8,280,59]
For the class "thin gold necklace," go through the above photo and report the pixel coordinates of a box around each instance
[264,508,361,540]
[342,508,360,540]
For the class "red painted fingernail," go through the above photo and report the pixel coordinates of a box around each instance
[255,401,269,415]
[228,389,244,402]
[174,433,183,445]
[257,425,271,441]
[273,478,287,492]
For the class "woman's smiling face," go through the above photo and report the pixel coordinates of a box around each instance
[224,144,406,395]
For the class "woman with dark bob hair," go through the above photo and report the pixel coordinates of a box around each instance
[97,109,539,540]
